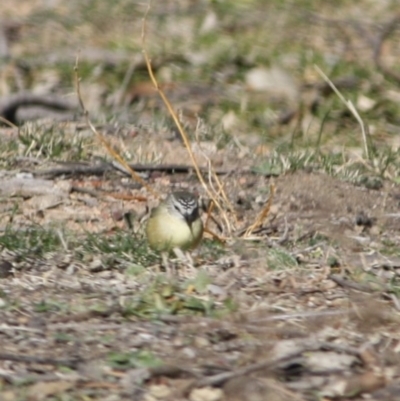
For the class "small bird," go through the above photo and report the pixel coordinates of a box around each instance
[146,191,203,252]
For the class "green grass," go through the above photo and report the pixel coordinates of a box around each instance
[0,223,236,317]
[0,225,159,270]
[34,299,68,313]
[201,239,228,260]
[0,225,63,258]
[18,123,89,160]
[107,350,163,370]
[266,248,298,271]
[120,276,222,318]
[252,145,400,187]
[79,229,158,268]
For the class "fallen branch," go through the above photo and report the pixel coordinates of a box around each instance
[33,162,256,179]
[0,92,76,125]
[74,56,158,197]
[329,274,381,293]
[34,163,113,178]
[0,352,82,369]
[184,341,366,393]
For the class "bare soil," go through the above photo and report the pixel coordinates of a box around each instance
[1,150,400,400]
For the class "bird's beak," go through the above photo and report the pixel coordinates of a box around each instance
[185,216,194,235]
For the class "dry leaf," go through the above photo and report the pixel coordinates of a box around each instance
[189,386,224,401]
[27,380,74,400]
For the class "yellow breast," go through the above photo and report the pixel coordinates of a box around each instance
[146,206,203,252]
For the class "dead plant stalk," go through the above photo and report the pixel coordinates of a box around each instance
[141,5,233,233]
[73,56,158,197]
[314,65,370,160]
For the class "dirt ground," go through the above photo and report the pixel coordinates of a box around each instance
[1,0,400,400]
[1,151,400,400]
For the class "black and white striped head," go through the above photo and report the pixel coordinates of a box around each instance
[167,191,200,225]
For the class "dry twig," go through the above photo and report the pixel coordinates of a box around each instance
[244,183,275,237]
[141,4,233,233]
[0,92,75,125]
[74,55,158,197]
[184,341,366,393]
[0,352,82,368]
[314,65,370,159]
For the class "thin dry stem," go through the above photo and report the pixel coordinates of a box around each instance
[0,116,18,129]
[141,6,232,232]
[194,119,237,230]
[73,56,158,197]
[140,4,277,242]
[244,184,275,237]
[204,198,215,230]
[314,65,370,159]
